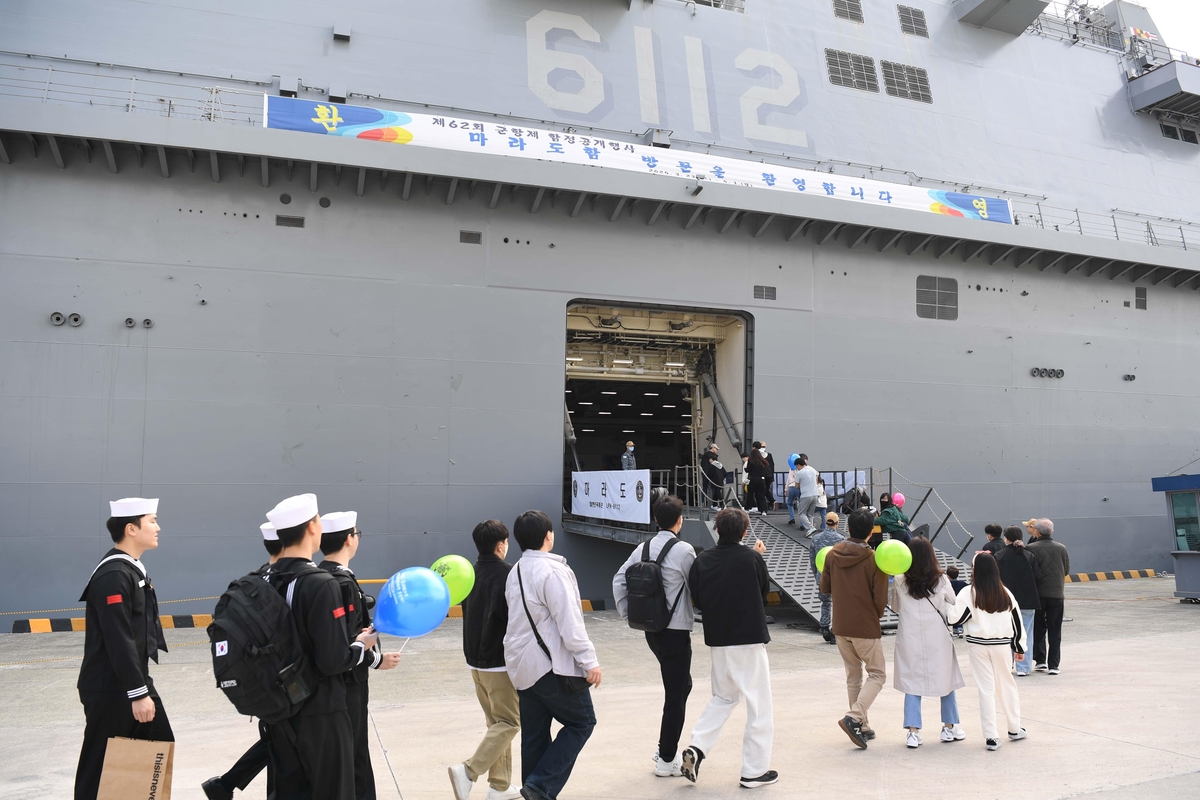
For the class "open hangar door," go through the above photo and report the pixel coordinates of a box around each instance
[563,303,749,509]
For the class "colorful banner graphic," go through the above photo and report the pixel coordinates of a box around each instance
[264,95,1012,224]
[570,470,651,525]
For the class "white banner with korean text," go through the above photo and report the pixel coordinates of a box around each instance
[570,469,651,525]
[263,95,1013,224]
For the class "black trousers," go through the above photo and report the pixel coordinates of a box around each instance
[1033,597,1065,669]
[346,679,377,800]
[748,477,770,513]
[221,734,269,792]
[644,629,693,763]
[265,709,355,800]
[75,691,174,800]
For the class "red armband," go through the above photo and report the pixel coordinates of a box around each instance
[106,594,123,605]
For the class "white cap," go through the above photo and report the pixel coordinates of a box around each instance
[320,511,357,534]
[110,497,159,517]
[266,493,319,531]
[260,522,278,541]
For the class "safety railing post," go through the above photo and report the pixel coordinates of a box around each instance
[888,467,893,496]
[127,75,136,112]
[42,64,52,103]
[907,488,933,524]
[1112,215,1119,241]
[1075,208,1083,235]
[1182,227,1188,251]
[956,535,976,561]
[929,511,952,544]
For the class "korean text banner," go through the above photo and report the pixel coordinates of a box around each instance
[263,95,1012,224]
[570,470,651,525]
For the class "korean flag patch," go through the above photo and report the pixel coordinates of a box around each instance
[215,640,229,657]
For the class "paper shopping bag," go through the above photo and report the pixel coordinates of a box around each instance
[96,736,174,800]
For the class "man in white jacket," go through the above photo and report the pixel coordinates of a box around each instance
[504,511,602,800]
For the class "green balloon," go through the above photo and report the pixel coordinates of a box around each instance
[815,546,833,573]
[431,554,475,606]
[875,539,913,576]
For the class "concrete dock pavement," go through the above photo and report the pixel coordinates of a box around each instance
[1,578,1197,799]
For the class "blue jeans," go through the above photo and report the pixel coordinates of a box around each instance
[786,487,800,520]
[903,692,960,729]
[519,671,596,800]
[1015,609,1035,674]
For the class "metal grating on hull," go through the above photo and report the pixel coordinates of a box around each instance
[749,516,971,629]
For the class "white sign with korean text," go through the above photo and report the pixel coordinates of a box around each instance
[570,469,651,525]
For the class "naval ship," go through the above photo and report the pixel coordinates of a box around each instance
[0,0,1198,614]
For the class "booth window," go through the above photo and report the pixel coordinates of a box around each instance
[1172,493,1200,551]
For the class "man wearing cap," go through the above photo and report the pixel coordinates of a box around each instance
[318,511,402,800]
[621,442,637,470]
[75,497,172,800]
[202,522,284,800]
[810,513,846,645]
[262,494,380,800]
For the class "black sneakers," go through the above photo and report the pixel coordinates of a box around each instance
[680,746,705,783]
[740,771,779,789]
[201,778,234,800]
[820,627,836,644]
[839,716,868,749]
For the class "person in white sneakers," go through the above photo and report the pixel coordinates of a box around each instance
[950,552,1028,751]
[890,538,966,749]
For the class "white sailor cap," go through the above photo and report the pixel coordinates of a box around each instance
[110,497,159,517]
[260,522,279,541]
[320,511,357,534]
[266,493,319,531]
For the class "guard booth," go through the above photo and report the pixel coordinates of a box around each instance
[1151,474,1200,603]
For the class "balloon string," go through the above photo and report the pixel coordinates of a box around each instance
[398,637,411,654]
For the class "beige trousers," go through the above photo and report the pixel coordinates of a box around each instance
[967,644,1022,741]
[464,669,521,790]
[836,636,886,727]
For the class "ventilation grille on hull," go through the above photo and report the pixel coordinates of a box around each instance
[881,61,933,103]
[826,49,879,92]
[833,0,865,23]
[753,285,777,301]
[459,230,483,244]
[916,275,958,321]
[897,5,929,36]
[275,215,305,228]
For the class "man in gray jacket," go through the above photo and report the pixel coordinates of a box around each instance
[504,511,602,800]
[1027,518,1070,675]
[613,495,696,778]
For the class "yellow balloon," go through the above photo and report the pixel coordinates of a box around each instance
[815,546,833,573]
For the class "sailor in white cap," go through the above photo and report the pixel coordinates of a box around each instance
[201,521,284,800]
[259,494,379,800]
[317,511,402,800]
[75,497,173,800]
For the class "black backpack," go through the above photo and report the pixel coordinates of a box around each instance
[207,564,323,723]
[624,538,685,633]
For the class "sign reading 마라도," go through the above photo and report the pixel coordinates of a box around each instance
[570,470,651,525]
[263,95,1013,224]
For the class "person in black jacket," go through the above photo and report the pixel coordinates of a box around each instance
[318,511,402,800]
[981,523,1005,555]
[449,520,523,800]
[746,447,773,516]
[75,497,173,800]
[680,508,778,790]
[994,526,1041,677]
[262,494,380,800]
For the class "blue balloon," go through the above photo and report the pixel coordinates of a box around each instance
[788,453,801,469]
[373,567,451,637]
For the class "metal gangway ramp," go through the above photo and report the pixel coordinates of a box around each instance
[749,515,971,629]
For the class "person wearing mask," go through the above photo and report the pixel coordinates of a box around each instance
[810,513,846,644]
[621,442,637,471]
[815,477,829,531]
[504,511,601,800]
[1026,518,1069,675]
[318,512,403,800]
[740,453,752,510]
[950,553,1027,751]
[450,520,522,800]
[758,442,777,509]
[680,508,777,789]
[746,447,773,517]
[821,509,889,749]
[870,493,910,547]
[76,498,172,800]
[890,538,966,748]
[612,495,697,778]
[981,524,1005,555]
[202,522,283,800]
[787,455,818,531]
[699,444,725,511]
[994,526,1041,677]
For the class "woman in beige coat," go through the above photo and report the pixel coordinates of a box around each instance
[890,537,966,748]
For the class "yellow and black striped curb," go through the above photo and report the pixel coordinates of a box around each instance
[12,614,213,634]
[10,600,609,633]
[1065,569,1156,583]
